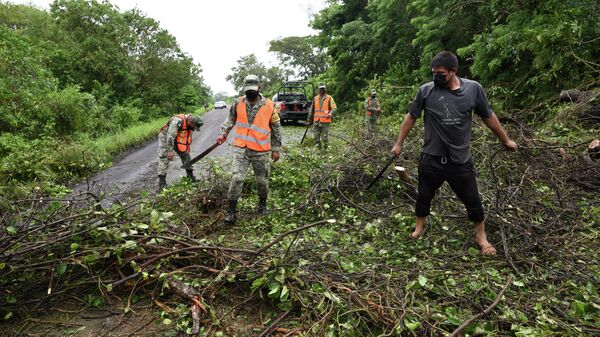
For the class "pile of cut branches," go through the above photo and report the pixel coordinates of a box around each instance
[1,121,599,336]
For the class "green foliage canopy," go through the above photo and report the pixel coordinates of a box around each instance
[226,54,288,96]
[311,0,599,115]
[268,35,328,79]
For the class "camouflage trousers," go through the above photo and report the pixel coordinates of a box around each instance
[228,147,271,201]
[157,132,191,176]
[313,121,331,148]
[366,114,378,136]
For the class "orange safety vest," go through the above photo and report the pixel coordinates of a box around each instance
[313,95,333,123]
[232,97,273,152]
[366,97,379,116]
[160,114,192,153]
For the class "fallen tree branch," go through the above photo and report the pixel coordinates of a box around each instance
[449,277,512,337]
[254,219,334,257]
[257,310,291,337]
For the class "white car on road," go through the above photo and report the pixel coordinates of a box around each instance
[215,101,227,109]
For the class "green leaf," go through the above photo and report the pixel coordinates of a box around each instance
[251,276,267,291]
[268,282,280,298]
[163,318,172,325]
[70,243,79,251]
[6,226,16,235]
[418,275,428,287]
[57,263,67,276]
[277,300,293,311]
[404,320,420,331]
[6,295,17,304]
[123,240,137,249]
[275,274,285,284]
[323,291,341,303]
[0,263,6,270]
[280,285,289,301]
[447,316,461,326]
[571,300,588,316]
[512,280,525,287]
[84,255,97,263]
[150,210,160,227]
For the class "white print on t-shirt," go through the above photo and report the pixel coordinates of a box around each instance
[438,96,462,126]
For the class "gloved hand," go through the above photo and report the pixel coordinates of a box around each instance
[216,134,227,144]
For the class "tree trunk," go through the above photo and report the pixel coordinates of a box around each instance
[559,89,591,102]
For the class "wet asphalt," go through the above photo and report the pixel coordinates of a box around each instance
[70,107,233,206]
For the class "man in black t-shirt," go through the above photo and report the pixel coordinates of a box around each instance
[391,51,518,255]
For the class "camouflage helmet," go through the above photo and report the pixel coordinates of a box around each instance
[371,89,377,95]
[188,115,203,129]
[243,74,260,92]
[318,83,326,89]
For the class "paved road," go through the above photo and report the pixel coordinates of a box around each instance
[71,107,233,205]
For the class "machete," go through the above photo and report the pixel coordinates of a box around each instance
[181,142,220,169]
[366,155,398,190]
[300,123,310,144]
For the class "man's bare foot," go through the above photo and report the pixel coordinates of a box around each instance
[475,236,497,255]
[411,217,427,238]
[411,225,426,238]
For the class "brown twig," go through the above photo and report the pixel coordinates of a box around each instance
[449,277,512,337]
[257,310,291,337]
[254,219,333,256]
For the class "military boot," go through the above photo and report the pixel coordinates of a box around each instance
[224,200,237,226]
[158,175,167,192]
[186,169,197,182]
[257,197,268,215]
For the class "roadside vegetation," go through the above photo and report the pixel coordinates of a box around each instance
[0,0,211,198]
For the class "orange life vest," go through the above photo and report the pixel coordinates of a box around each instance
[160,114,192,153]
[232,97,273,152]
[366,97,379,116]
[313,95,333,123]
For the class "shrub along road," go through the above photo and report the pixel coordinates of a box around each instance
[70,107,233,206]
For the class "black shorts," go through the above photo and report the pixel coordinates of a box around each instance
[415,153,485,222]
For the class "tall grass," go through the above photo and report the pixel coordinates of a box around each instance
[86,118,166,159]
[1,110,215,199]
[1,117,168,198]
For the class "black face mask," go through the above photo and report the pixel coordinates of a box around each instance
[186,117,195,130]
[371,94,376,98]
[319,89,326,95]
[245,90,259,100]
[433,73,448,87]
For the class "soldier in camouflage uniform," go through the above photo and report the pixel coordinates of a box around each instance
[365,89,381,137]
[216,75,283,225]
[306,83,337,149]
[157,114,203,191]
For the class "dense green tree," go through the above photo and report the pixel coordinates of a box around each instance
[49,0,133,98]
[0,25,57,136]
[459,0,600,108]
[0,0,211,137]
[311,0,599,113]
[269,35,328,79]
[226,54,287,96]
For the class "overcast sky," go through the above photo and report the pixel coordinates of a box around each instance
[10,0,326,95]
